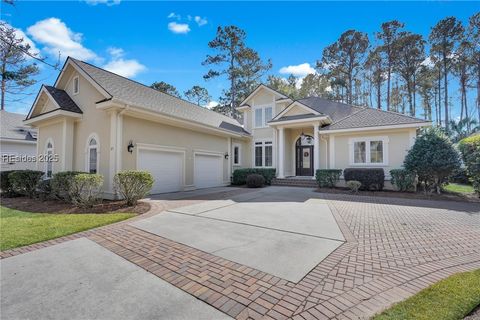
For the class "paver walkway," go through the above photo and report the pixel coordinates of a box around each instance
[1,187,479,320]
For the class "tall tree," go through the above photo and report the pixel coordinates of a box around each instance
[203,25,271,118]
[266,74,299,98]
[150,81,181,97]
[184,85,211,106]
[376,20,405,111]
[469,13,480,122]
[0,22,40,111]
[318,30,369,105]
[365,47,385,109]
[298,73,330,98]
[429,17,465,130]
[393,32,426,116]
[417,65,435,120]
[452,40,474,124]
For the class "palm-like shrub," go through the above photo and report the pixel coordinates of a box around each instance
[404,127,461,194]
[458,134,480,196]
[114,170,154,206]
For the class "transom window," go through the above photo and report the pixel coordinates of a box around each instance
[350,137,388,165]
[73,76,79,95]
[254,140,273,167]
[254,105,273,128]
[233,144,241,165]
[86,135,99,174]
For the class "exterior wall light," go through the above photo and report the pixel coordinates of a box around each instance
[127,141,134,153]
[224,152,229,160]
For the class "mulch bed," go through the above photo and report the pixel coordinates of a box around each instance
[0,197,150,214]
[315,187,480,203]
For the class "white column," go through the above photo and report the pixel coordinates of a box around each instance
[278,127,285,178]
[227,137,232,183]
[329,135,335,169]
[115,112,123,173]
[61,118,74,171]
[313,123,320,178]
[108,109,118,194]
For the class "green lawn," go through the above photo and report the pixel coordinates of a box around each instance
[373,269,480,320]
[0,206,135,251]
[443,183,475,194]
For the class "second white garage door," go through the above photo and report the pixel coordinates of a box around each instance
[194,153,224,189]
[137,148,183,194]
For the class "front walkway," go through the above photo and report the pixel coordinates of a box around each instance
[1,187,479,320]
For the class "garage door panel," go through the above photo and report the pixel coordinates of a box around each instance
[138,149,183,194]
[194,154,223,189]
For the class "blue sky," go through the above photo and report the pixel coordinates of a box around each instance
[1,1,477,117]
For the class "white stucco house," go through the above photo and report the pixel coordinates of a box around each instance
[24,57,430,197]
[1,110,37,171]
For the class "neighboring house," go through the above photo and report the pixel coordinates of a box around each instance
[1,110,37,171]
[25,57,430,197]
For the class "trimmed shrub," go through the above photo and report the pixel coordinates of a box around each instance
[51,171,85,201]
[8,170,44,198]
[404,127,461,194]
[315,169,342,188]
[1,170,17,196]
[346,180,362,193]
[232,168,276,185]
[37,179,52,201]
[69,173,104,208]
[390,169,416,192]
[343,168,385,191]
[114,170,154,206]
[458,134,480,196]
[246,174,265,188]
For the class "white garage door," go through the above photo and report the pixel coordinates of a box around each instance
[137,148,183,194]
[194,153,224,189]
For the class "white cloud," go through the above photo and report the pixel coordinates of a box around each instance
[194,16,208,26]
[167,12,181,20]
[27,18,99,62]
[10,26,40,56]
[204,101,218,109]
[103,48,146,78]
[168,22,190,34]
[84,0,120,5]
[279,63,316,78]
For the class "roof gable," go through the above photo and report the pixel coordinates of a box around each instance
[239,84,288,107]
[27,85,82,120]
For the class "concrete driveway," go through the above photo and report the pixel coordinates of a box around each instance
[132,187,344,282]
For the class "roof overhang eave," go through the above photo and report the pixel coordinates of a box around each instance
[24,109,82,126]
[319,121,432,134]
[268,116,331,127]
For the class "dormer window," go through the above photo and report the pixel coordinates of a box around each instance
[73,76,79,95]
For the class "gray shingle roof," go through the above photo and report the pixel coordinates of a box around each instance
[44,85,82,114]
[70,58,245,134]
[299,97,363,122]
[269,113,319,123]
[1,110,37,141]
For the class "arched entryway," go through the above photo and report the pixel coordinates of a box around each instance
[295,135,314,176]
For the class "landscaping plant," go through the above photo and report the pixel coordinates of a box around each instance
[315,169,342,188]
[114,170,154,206]
[69,173,104,208]
[246,174,265,188]
[344,168,385,191]
[346,180,362,193]
[8,170,44,198]
[404,127,461,194]
[51,171,85,201]
[232,168,276,185]
[458,134,480,196]
[390,169,416,192]
[0,170,17,197]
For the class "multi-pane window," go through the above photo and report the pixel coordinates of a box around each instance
[351,137,387,165]
[45,141,53,178]
[73,76,79,94]
[253,105,273,128]
[264,107,273,126]
[233,144,241,165]
[254,141,273,167]
[255,109,263,128]
[87,137,99,174]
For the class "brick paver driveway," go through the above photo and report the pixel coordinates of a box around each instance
[2,186,479,320]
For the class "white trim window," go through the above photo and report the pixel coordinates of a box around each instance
[233,143,241,166]
[73,76,79,95]
[86,134,99,174]
[349,136,389,166]
[253,105,273,128]
[254,140,273,167]
[45,139,54,178]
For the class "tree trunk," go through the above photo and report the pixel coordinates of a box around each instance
[412,74,416,117]
[386,62,391,111]
[443,50,449,130]
[438,67,442,126]
[1,59,6,111]
[377,81,381,110]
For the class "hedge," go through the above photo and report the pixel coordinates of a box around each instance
[315,169,342,188]
[458,134,480,196]
[1,170,17,196]
[51,171,85,201]
[390,169,416,192]
[114,170,154,206]
[8,170,44,198]
[344,168,385,191]
[69,173,104,208]
[232,168,276,185]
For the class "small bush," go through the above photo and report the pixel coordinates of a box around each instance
[315,169,342,188]
[346,180,362,193]
[458,134,480,196]
[37,179,52,201]
[404,127,461,194]
[390,169,416,192]
[1,170,17,196]
[114,170,154,206]
[51,171,85,201]
[232,168,276,185]
[344,168,385,191]
[69,173,104,208]
[246,174,265,188]
[8,170,44,198]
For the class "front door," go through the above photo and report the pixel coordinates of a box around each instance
[296,145,314,176]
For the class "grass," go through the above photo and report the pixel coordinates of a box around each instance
[373,269,480,320]
[0,206,135,251]
[443,183,475,194]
